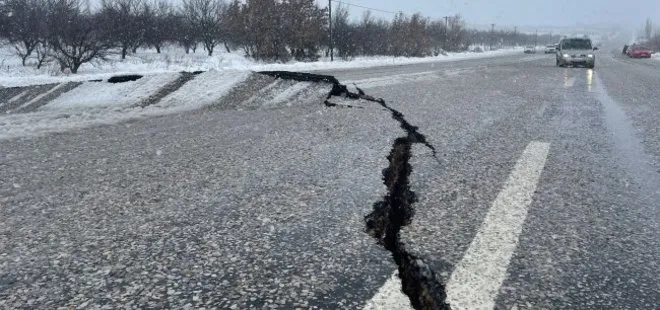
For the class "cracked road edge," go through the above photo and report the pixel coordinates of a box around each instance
[258,71,450,310]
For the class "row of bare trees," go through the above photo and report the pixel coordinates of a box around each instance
[0,0,560,73]
[0,0,112,73]
[332,9,470,58]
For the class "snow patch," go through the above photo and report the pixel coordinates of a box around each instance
[42,73,180,111]
[152,70,250,112]
[0,71,249,140]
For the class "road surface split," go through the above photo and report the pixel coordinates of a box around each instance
[259,71,450,310]
[137,71,201,108]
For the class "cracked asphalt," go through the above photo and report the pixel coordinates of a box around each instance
[2,50,660,309]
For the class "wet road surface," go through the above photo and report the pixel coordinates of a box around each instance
[1,51,659,309]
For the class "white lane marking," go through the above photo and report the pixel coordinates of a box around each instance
[13,83,64,112]
[446,141,550,310]
[363,271,413,310]
[364,141,550,310]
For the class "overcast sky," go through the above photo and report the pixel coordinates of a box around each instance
[329,0,660,29]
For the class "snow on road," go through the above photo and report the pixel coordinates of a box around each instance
[251,48,523,72]
[42,73,180,111]
[152,70,249,113]
[0,70,249,140]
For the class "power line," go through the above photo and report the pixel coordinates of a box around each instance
[330,0,401,15]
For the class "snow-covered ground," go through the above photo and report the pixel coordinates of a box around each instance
[42,73,180,111]
[0,44,523,140]
[0,70,249,140]
[0,45,522,87]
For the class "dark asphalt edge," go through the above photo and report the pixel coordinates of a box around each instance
[137,72,199,108]
[259,70,450,310]
[15,82,83,113]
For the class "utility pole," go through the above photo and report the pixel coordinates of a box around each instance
[534,29,538,47]
[513,26,517,46]
[490,23,495,50]
[328,0,333,61]
[443,16,450,49]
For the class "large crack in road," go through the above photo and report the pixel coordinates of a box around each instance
[259,71,451,310]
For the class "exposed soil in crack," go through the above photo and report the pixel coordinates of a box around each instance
[259,71,450,310]
[108,74,143,83]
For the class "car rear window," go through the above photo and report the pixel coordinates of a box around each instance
[561,39,592,49]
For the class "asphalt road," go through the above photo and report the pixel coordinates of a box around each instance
[1,50,659,309]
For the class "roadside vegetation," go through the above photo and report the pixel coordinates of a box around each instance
[0,0,559,74]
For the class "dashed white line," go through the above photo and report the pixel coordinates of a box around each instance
[364,141,551,310]
[446,141,550,310]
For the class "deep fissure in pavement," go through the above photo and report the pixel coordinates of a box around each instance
[107,74,143,83]
[259,71,450,310]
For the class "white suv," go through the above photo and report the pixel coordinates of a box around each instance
[556,38,597,69]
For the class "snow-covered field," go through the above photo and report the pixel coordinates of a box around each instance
[0,45,522,87]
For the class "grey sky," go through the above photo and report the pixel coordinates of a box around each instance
[329,0,660,28]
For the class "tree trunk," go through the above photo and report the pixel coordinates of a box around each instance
[155,45,161,54]
[71,61,81,74]
[21,54,28,66]
[121,47,127,60]
[224,42,231,53]
[36,56,47,69]
[207,44,213,56]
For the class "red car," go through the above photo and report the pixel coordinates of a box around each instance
[627,45,653,58]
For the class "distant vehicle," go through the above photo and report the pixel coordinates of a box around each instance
[627,45,652,58]
[524,46,536,54]
[622,45,629,55]
[544,45,556,54]
[556,37,596,69]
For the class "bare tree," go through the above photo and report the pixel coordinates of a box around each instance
[222,0,243,52]
[446,15,468,51]
[427,20,447,55]
[35,40,51,69]
[182,0,225,56]
[644,18,653,40]
[100,0,145,59]
[354,11,390,56]
[48,0,111,73]
[3,0,47,66]
[281,0,327,61]
[241,0,289,61]
[331,4,355,59]
[143,0,175,53]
